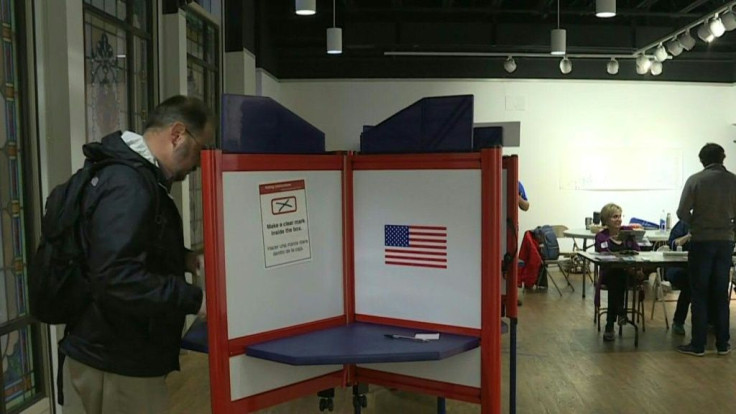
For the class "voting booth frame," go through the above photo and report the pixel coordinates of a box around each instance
[200,149,519,414]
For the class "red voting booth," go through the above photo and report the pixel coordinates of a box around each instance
[196,149,519,414]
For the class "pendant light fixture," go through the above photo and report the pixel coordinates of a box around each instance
[596,0,616,18]
[326,0,342,54]
[295,0,316,16]
[550,0,566,55]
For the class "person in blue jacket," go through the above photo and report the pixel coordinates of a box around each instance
[518,181,529,211]
[666,220,692,335]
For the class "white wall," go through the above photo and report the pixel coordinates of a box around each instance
[256,68,282,100]
[277,79,736,248]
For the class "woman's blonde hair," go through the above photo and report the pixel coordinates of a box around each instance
[600,203,622,227]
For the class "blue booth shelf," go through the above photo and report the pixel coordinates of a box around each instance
[182,320,506,356]
[244,322,480,366]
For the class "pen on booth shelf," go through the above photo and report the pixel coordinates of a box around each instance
[384,334,429,342]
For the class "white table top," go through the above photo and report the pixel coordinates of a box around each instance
[645,230,670,242]
[563,228,597,239]
[563,228,669,243]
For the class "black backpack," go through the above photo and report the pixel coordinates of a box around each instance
[28,158,156,325]
[533,225,560,260]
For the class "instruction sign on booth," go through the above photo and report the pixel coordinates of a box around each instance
[259,179,312,268]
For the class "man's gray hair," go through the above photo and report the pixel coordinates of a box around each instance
[144,95,214,136]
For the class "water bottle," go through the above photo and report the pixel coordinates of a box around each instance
[660,210,666,232]
[666,212,672,231]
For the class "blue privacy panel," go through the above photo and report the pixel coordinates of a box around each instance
[221,94,325,154]
[472,126,504,150]
[360,95,474,153]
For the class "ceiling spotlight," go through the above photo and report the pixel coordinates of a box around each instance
[504,56,517,73]
[721,9,736,31]
[679,30,696,50]
[295,0,316,15]
[654,43,668,62]
[697,22,714,43]
[596,0,616,18]
[606,58,619,75]
[551,29,566,55]
[710,16,726,38]
[650,61,663,76]
[636,54,651,74]
[665,38,683,56]
[559,57,572,74]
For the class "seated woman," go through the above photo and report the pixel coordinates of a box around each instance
[666,220,691,335]
[595,202,641,342]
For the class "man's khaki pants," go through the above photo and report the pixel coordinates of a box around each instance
[68,357,169,414]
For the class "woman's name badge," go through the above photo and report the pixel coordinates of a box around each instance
[601,241,608,249]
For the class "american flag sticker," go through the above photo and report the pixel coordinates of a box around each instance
[384,225,448,269]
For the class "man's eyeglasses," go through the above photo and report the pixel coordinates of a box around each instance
[185,128,215,150]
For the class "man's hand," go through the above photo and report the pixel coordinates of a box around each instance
[518,195,530,211]
[675,233,691,247]
[185,250,204,275]
[197,290,207,320]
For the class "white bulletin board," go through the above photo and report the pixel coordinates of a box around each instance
[559,147,682,190]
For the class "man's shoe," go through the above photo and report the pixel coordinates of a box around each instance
[717,345,731,355]
[677,344,705,357]
[603,324,615,342]
[672,322,686,336]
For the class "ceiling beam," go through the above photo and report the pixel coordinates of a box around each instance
[679,0,709,13]
[636,0,660,8]
[536,0,554,13]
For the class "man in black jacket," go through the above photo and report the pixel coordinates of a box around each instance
[60,95,214,413]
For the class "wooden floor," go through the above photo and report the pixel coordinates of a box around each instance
[166,269,736,413]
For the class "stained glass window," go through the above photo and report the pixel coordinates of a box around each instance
[0,0,39,412]
[193,0,221,23]
[84,0,152,143]
[186,9,219,253]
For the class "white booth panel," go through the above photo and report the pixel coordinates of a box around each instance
[354,170,482,328]
[359,347,481,388]
[229,355,341,400]
[223,171,344,338]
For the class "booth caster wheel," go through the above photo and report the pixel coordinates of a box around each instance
[353,395,368,408]
[352,384,368,413]
[317,388,335,412]
[319,398,334,412]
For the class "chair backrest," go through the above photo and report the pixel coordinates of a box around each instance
[550,225,569,239]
